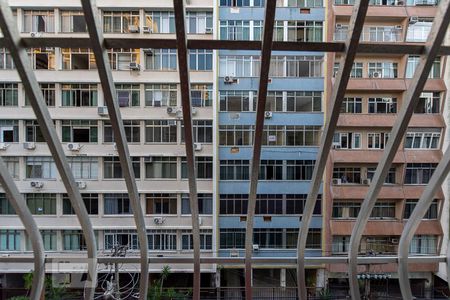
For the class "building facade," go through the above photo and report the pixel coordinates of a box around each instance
[327,0,446,298]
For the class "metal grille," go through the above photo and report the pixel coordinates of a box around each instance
[0,0,448,299]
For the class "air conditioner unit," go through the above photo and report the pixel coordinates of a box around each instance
[362,178,371,185]
[391,238,399,244]
[192,107,197,116]
[142,26,153,34]
[371,71,381,78]
[409,16,419,24]
[128,25,139,33]
[332,178,342,185]
[224,76,236,84]
[167,107,176,114]
[205,27,213,34]
[129,62,140,70]
[143,48,154,55]
[153,217,165,225]
[194,143,202,151]
[395,25,403,30]
[252,244,259,251]
[230,250,239,257]
[332,143,341,149]
[0,143,9,150]
[67,143,82,151]
[98,106,108,116]
[30,181,44,189]
[30,32,41,38]
[335,23,343,29]
[382,97,392,102]
[76,181,87,189]
[23,142,36,150]
[264,111,273,119]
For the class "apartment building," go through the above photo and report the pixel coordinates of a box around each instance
[0,0,216,292]
[217,0,326,293]
[327,0,446,297]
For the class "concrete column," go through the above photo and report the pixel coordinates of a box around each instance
[316,268,326,289]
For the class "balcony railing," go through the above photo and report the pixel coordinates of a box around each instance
[334,27,402,42]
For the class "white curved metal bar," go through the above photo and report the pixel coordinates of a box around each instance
[244,1,276,299]
[295,0,369,298]
[79,1,149,299]
[347,1,450,298]
[172,0,201,298]
[0,2,98,299]
[398,147,450,298]
[0,158,45,300]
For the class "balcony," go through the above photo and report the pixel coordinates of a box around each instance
[334,26,403,42]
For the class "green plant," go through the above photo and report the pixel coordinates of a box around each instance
[148,265,192,300]
[318,288,332,300]
[20,272,69,300]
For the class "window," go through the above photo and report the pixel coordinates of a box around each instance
[220,194,248,215]
[61,84,98,106]
[61,120,98,143]
[23,10,54,33]
[145,11,175,33]
[28,48,56,70]
[368,62,398,78]
[404,163,437,184]
[406,18,432,42]
[332,202,361,219]
[220,160,250,180]
[409,235,437,255]
[67,157,98,179]
[181,193,213,214]
[286,194,322,215]
[104,230,138,250]
[220,229,246,249]
[341,97,362,113]
[145,193,177,215]
[219,125,253,146]
[103,11,140,33]
[332,236,350,253]
[406,56,441,78]
[182,230,213,250]
[25,120,44,143]
[368,97,397,113]
[364,26,402,42]
[405,129,440,149]
[104,193,132,215]
[370,202,395,219]
[254,229,283,248]
[182,157,213,179]
[285,91,322,112]
[145,49,177,71]
[147,230,177,250]
[220,20,251,40]
[185,11,213,34]
[3,157,19,180]
[404,199,438,219]
[0,120,18,142]
[0,193,15,215]
[60,11,87,32]
[189,50,213,70]
[114,84,140,107]
[104,120,141,143]
[219,56,260,77]
[270,55,323,77]
[0,83,18,106]
[145,84,177,107]
[285,21,323,42]
[415,92,440,114]
[63,193,99,215]
[280,0,323,7]
[259,159,283,180]
[333,167,361,184]
[26,157,57,179]
[25,84,56,107]
[367,167,396,184]
[145,120,177,143]
[145,156,177,179]
[28,230,56,251]
[181,120,213,143]
[63,230,88,251]
[103,157,140,179]
[0,48,14,70]
[219,90,254,112]
[333,132,361,149]
[108,49,140,71]
[367,132,390,149]
[286,160,315,180]
[26,193,56,215]
[333,62,363,78]
[255,194,283,214]
[220,0,264,6]
[191,84,212,107]
[0,230,21,251]
[61,48,97,70]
